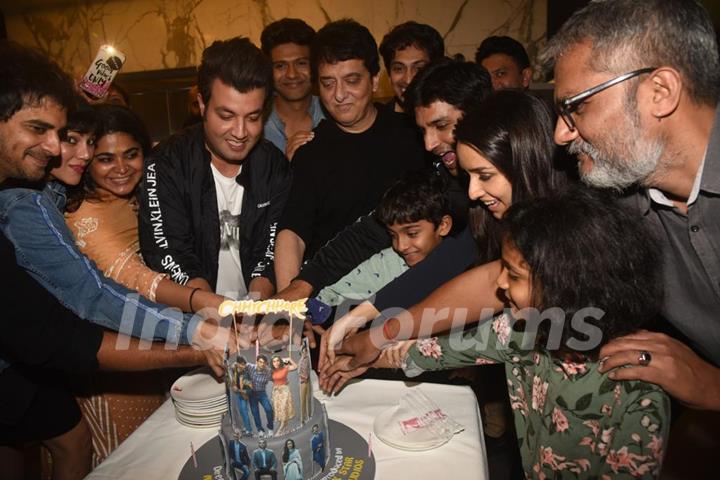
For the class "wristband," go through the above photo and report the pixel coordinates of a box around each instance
[188,287,200,313]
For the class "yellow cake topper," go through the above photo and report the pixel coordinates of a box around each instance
[218,298,308,319]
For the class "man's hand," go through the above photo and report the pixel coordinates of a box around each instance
[319,355,368,395]
[248,277,275,300]
[274,279,314,301]
[285,131,315,161]
[318,323,359,374]
[319,301,381,372]
[334,328,382,370]
[598,330,720,411]
[191,316,233,377]
[303,319,326,349]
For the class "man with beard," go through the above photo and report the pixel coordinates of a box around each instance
[139,37,291,301]
[338,0,720,414]
[273,19,426,291]
[542,0,720,411]
[0,42,230,479]
[260,18,324,161]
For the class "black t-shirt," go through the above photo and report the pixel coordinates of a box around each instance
[279,104,427,259]
[0,232,103,426]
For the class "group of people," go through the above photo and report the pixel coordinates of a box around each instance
[228,345,312,440]
[0,0,719,479]
[228,433,318,480]
[226,394,324,480]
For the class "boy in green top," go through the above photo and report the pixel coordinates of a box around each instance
[315,171,452,308]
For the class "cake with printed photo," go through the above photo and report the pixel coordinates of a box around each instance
[219,341,331,480]
[177,299,375,480]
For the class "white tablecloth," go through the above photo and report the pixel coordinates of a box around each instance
[85,379,488,480]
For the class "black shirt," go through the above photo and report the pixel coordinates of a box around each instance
[278,105,427,260]
[0,232,103,425]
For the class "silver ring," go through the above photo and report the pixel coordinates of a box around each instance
[638,350,652,366]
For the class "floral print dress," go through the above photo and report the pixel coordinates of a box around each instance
[406,313,670,479]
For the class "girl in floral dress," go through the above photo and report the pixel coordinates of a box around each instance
[398,187,670,479]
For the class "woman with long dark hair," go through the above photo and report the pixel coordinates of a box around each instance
[282,438,303,480]
[321,90,565,365]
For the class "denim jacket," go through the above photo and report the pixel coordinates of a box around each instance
[0,183,199,372]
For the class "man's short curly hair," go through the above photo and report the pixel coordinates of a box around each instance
[198,37,273,110]
[261,18,316,56]
[0,41,76,122]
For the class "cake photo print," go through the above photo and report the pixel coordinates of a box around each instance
[177,337,375,480]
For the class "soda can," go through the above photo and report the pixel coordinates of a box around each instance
[79,45,126,99]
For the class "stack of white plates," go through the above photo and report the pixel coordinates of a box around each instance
[170,367,228,428]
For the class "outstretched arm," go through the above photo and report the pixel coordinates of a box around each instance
[274,229,306,291]
[336,261,504,369]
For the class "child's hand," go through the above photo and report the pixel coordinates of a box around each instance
[319,355,368,395]
[379,340,417,368]
[319,309,370,372]
[319,323,359,374]
[336,328,382,370]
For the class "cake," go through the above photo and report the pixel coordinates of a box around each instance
[218,300,331,480]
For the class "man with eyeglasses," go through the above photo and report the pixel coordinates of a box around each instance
[542,0,720,412]
[328,0,720,417]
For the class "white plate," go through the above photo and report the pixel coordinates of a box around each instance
[372,407,451,451]
[170,367,226,402]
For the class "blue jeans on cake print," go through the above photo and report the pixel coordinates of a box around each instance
[235,394,253,433]
[249,391,274,431]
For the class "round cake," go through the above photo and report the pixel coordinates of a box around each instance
[178,299,374,480]
[220,342,330,480]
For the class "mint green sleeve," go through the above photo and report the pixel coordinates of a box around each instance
[315,248,408,306]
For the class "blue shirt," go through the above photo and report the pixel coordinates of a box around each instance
[246,363,272,392]
[263,95,325,154]
[0,183,198,372]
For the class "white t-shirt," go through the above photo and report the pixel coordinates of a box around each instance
[210,163,247,299]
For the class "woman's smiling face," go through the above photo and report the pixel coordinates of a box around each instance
[89,131,143,198]
[49,130,95,186]
[457,142,512,219]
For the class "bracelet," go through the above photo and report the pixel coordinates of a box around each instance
[188,287,200,313]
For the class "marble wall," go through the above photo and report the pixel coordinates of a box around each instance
[7,0,547,96]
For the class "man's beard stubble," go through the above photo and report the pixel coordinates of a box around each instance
[569,103,666,191]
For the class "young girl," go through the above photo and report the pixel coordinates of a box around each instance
[383,187,670,479]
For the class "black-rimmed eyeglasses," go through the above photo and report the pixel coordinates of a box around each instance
[555,67,656,130]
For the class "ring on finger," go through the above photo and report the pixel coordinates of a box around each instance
[638,350,652,367]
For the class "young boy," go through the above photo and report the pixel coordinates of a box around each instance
[316,171,451,307]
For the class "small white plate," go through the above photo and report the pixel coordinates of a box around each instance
[372,407,451,451]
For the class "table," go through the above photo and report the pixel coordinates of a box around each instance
[86,378,488,480]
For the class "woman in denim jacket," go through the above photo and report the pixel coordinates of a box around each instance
[0,105,233,352]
